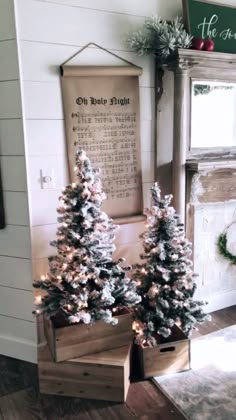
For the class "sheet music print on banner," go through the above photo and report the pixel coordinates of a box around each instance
[61,57,143,221]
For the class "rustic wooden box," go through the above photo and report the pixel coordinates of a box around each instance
[138,326,190,379]
[44,311,133,362]
[38,343,130,402]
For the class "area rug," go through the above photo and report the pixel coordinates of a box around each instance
[153,325,236,420]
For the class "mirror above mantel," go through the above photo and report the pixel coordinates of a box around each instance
[191,80,236,150]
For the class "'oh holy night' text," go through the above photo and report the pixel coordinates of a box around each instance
[76,97,130,106]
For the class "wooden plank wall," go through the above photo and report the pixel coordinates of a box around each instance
[14,0,182,281]
[0,0,36,362]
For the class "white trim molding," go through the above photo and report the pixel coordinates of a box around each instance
[0,335,37,363]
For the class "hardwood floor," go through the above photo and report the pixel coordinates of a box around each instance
[0,306,236,420]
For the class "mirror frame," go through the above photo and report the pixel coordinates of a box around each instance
[170,48,236,222]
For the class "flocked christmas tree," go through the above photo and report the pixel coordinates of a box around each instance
[34,149,140,326]
[132,183,210,346]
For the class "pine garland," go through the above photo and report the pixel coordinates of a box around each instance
[127,16,192,66]
[217,232,236,264]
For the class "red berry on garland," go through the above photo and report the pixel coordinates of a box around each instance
[203,38,214,52]
[192,37,204,50]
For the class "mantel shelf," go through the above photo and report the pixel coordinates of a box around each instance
[186,159,236,172]
[176,48,236,70]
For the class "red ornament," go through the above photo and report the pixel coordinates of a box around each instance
[192,37,204,50]
[203,38,215,52]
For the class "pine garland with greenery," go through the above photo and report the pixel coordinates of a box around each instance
[33,149,141,326]
[127,16,192,66]
[132,183,210,347]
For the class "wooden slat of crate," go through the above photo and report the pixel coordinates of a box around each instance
[44,311,133,362]
[138,327,191,379]
[38,343,131,402]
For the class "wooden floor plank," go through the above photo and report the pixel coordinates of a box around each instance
[0,355,38,397]
[40,393,94,420]
[0,388,44,420]
[126,381,185,420]
[83,400,135,420]
[198,306,236,336]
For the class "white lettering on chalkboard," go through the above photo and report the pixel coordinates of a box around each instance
[197,14,236,41]
[198,14,218,38]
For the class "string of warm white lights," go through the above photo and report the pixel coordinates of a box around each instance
[131,183,210,347]
[33,149,141,325]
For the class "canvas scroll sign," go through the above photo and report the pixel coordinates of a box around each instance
[61,44,143,221]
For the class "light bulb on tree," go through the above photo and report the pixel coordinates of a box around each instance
[132,321,143,334]
[34,295,42,305]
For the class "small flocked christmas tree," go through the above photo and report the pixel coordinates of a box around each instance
[132,183,210,346]
[34,149,140,326]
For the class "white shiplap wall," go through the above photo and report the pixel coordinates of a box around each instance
[0,0,36,363]
[14,0,181,280]
[0,0,181,361]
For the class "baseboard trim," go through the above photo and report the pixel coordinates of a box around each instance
[0,335,37,364]
[203,289,236,313]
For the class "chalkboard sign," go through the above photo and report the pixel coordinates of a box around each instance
[183,0,236,54]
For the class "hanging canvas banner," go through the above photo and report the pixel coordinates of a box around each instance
[61,52,143,221]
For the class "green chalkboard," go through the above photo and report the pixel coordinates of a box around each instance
[183,0,236,53]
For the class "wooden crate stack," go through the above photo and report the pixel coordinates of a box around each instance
[38,312,133,402]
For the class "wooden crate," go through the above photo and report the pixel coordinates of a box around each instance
[138,326,191,379]
[44,311,133,362]
[38,343,131,402]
